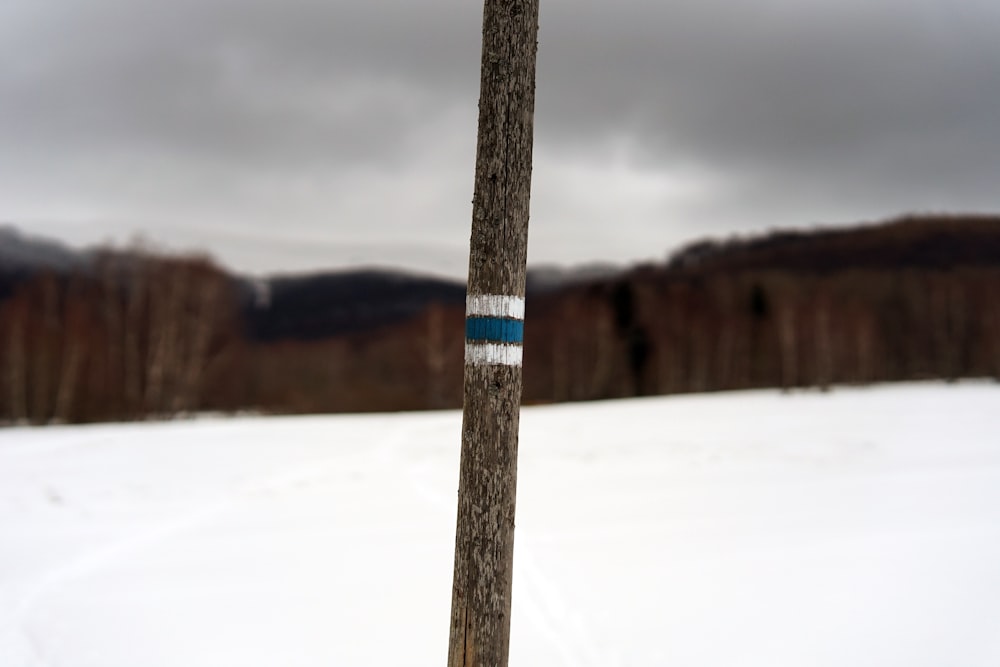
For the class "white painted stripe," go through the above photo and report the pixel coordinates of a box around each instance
[466,294,525,320]
[465,342,524,367]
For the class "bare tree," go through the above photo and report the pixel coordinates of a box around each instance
[777,299,799,389]
[424,303,449,409]
[3,298,29,423]
[54,277,87,423]
[448,1,540,665]
[123,257,148,416]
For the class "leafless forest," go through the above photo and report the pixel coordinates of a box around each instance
[2,215,999,424]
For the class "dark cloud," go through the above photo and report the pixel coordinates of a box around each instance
[0,0,478,168]
[539,1,1000,200]
[2,0,999,273]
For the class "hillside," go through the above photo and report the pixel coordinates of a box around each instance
[2,382,999,666]
[1,214,999,422]
[666,215,1000,273]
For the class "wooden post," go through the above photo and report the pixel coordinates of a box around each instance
[447,1,540,665]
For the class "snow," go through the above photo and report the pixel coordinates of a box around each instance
[2,382,1000,666]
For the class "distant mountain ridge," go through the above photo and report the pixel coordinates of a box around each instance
[0,227,625,341]
[244,269,466,342]
[0,226,88,274]
[3,215,1000,343]
[666,215,1000,273]
[0,226,90,300]
[4,214,1000,423]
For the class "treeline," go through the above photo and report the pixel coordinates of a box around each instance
[0,250,241,423]
[522,265,1000,401]
[1,215,999,424]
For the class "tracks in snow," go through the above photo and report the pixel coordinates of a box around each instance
[2,418,615,666]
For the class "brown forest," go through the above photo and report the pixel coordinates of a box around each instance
[2,215,999,424]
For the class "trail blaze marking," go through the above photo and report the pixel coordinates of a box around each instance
[465,294,525,367]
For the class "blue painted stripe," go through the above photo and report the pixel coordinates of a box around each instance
[465,317,524,344]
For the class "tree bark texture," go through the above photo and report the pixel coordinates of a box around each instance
[448,1,539,666]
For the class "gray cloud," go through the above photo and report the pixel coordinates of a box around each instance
[2,0,999,274]
[540,1,1000,197]
[1,1,477,167]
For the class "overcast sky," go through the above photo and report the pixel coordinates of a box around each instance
[2,0,999,277]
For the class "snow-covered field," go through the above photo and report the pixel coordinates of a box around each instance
[2,382,1000,666]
